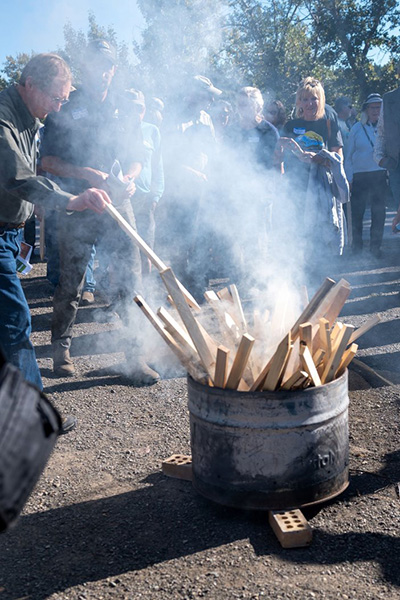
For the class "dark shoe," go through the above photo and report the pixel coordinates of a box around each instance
[58,415,77,436]
[125,357,160,386]
[53,345,75,377]
[80,291,95,305]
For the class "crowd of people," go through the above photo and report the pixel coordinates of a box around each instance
[1,39,400,427]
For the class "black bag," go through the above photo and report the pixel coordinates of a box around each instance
[0,354,61,532]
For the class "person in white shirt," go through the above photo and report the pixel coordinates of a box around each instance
[345,94,389,257]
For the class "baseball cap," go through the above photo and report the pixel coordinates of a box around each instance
[191,75,222,97]
[363,93,382,107]
[86,39,117,65]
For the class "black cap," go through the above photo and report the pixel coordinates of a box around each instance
[86,39,117,65]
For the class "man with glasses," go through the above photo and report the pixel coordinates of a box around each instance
[40,40,159,385]
[0,53,110,432]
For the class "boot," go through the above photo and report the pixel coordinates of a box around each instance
[125,356,160,386]
[53,344,75,377]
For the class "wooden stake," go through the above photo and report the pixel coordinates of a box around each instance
[229,284,247,333]
[105,203,200,311]
[157,307,195,351]
[160,268,215,378]
[300,343,321,387]
[281,370,309,390]
[225,333,255,390]
[321,325,355,384]
[336,343,358,377]
[290,278,336,338]
[299,322,312,352]
[318,317,332,356]
[134,295,208,384]
[348,315,381,345]
[214,346,230,388]
[263,333,292,391]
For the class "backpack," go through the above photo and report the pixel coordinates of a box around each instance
[0,354,61,532]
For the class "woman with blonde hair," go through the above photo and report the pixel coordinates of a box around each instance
[279,77,349,262]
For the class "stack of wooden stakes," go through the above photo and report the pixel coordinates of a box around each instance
[135,269,381,391]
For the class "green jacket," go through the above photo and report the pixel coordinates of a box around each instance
[0,85,72,223]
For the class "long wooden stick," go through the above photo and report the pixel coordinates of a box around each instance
[348,315,381,345]
[160,268,215,378]
[105,203,200,311]
[134,295,208,384]
[263,333,292,391]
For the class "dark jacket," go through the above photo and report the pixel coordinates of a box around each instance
[0,85,72,223]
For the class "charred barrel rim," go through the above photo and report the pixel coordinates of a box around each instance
[187,370,349,511]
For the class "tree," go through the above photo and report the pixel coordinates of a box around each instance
[304,0,400,100]
[134,0,227,97]
[1,52,33,86]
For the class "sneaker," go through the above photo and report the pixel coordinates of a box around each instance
[58,415,77,436]
[53,345,75,377]
[81,291,95,305]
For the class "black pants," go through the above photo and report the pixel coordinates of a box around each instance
[351,170,388,250]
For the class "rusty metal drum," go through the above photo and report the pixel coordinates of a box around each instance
[187,371,349,510]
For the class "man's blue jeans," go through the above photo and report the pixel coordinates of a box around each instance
[0,229,43,390]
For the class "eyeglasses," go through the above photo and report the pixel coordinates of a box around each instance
[48,95,70,106]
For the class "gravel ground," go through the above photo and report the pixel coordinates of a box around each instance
[0,212,399,600]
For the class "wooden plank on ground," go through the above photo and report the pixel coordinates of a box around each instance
[225,333,255,390]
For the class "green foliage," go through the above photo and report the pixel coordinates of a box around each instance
[1,52,34,86]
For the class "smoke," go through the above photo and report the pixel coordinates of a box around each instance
[35,1,344,379]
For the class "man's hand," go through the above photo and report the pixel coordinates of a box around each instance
[82,167,109,189]
[123,175,136,197]
[66,188,111,214]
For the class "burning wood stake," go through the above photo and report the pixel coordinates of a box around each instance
[225,334,255,390]
[157,307,195,352]
[105,203,200,311]
[160,268,216,378]
[299,322,313,353]
[318,317,332,356]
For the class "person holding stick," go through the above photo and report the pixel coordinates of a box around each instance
[40,40,159,384]
[0,53,111,432]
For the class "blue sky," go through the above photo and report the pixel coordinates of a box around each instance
[0,0,145,64]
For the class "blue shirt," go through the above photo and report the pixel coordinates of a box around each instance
[135,122,164,202]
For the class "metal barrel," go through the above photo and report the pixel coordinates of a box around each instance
[187,371,349,510]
